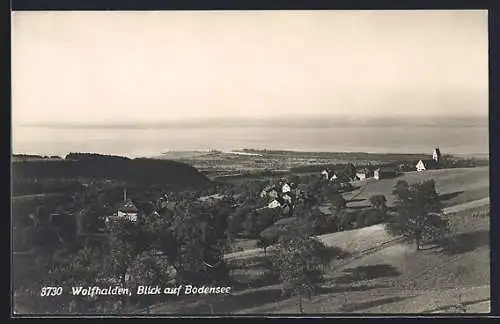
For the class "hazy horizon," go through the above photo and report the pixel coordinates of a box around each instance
[12,10,488,127]
[17,114,489,129]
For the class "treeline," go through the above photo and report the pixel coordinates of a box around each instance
[65,152,130,162]
[12,154,62,162]
[12,153,211,191]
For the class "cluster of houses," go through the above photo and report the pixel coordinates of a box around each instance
[102,148,443,224]
[320,148,442,183]
[259,181,307,212]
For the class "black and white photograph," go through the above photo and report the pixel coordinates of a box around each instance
[11,10,490,315]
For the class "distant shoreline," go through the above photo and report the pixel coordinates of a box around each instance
[12,149,489,160]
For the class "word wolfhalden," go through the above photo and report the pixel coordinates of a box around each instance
[137,285,232,296]
[71,286,132,297]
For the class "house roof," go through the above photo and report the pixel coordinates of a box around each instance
[118,200,139,213]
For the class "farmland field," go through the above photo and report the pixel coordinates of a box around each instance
[344,167,489,208]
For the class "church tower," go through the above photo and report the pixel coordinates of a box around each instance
[433,147,441,162]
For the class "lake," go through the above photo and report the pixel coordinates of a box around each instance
[12,124,489,158]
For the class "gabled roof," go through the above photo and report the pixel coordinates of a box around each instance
[118,200,139,213]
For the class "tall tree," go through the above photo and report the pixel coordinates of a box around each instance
[270,222,331,314]
[386,180,449,250]
[369,194,387,213]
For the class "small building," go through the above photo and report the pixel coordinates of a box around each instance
[260,185,279,199]
[416,159,439,172]
[282,183,291,193]
[355,168,373,181]
[356,172,367,181]
[106,188,139,223]
[117,200,139,222]
[268,199,282,209]
[282,192,293,204]
[321,169,338,181]
[260,185,272,198]
[374,167,399,180]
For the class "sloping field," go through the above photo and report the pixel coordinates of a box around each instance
[233,208,490,314]
[150,203,490,315]
[345,167,489,208]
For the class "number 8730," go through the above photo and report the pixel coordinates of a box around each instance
[40,287,63,297]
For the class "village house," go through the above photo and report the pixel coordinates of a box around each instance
[355,168,374,181]
[321,169,338,181]
[268,199,282,209]
[117,200,139,222]
[260,185,279,199]
[416,159,439,172]
[282,192,293,204]
[282,183,292,193]
[106,189,139,223]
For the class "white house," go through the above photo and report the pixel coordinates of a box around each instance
[321,170,330,180]
[268,199,281,209]
[113,188,139,222]
[282,193,293,204]
[416,159,438,172]
[260,185,272,198]
[117,200,139,222]
[355,172,366,181]
[282,183,291,193]
[416,160,426,172]
[329,173,338,181]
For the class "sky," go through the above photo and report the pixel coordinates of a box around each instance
[11,10,489,126]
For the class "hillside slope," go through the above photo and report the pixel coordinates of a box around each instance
[345,167,489,208]
[12,154,210,191]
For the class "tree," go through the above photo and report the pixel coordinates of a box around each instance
[386,180,449,251]
[369,194,388,220]
[340,163,356,182]
[270,224,331,314]
[258,225,287,256]
[369,195,387,213]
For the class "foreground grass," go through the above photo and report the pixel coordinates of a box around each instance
[146,204,489,315]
